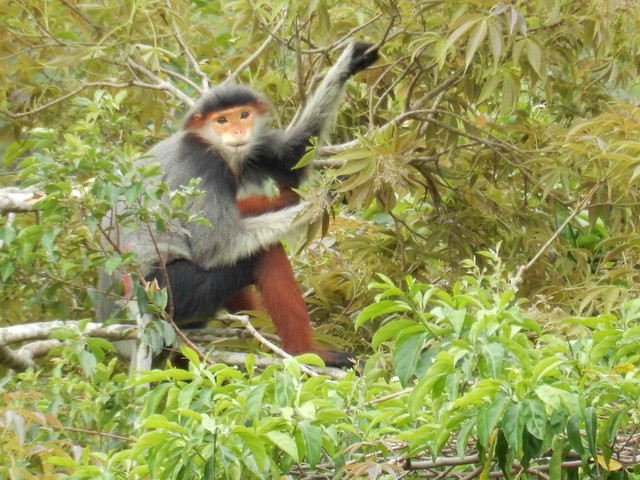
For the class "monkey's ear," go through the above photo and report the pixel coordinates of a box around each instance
[185,113,204,130]
[255,101,270,116]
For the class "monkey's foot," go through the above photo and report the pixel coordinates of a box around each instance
[318,349,358,369]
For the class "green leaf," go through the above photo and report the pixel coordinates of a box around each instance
[502,404,524,455]
[494,430,512,480]
[131,431,172,457]
[41,228,59,256]
[456,418,477,457]
[103,258,122,275]
[567,413,585,456]
[585,406,598,459]
[466,19,488,68]
[444,17,482,54]
[452,380,501,409]
[47,456,78,467]
[265,430,299,462]
[549,435,563,480]
[526,38,543,76]
[481,342,504,377]
[522,399,546,440]
[535,384,575,410]
[79,350,97,377]
[394,330,427,387]
[487,18,503,64]
[372,319,418,349]
[233,426,268,475]
[408,351,454,416]
[143,383,173,418]
[476,396,507,449]
[531,356,567,384]
[297,421,322,469]
[606,409,629,447]
[1,262,15,282]
[245,384,267,421]
[134,369,194,384]
[355,300,412,328]
[522,429,544,470]
[179,346,200,366]
[0,225,16,245]
[275,374,294,408]
[203,455,216,479]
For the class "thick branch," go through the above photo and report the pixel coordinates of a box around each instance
[0,187,41,212]
[0,345,36,371]
[0,321,136,346]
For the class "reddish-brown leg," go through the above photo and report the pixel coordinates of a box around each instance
[234,193,354,367]
[254,243,315,353]
[225,286,264,312]
[254,242,354,367]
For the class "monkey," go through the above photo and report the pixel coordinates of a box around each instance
[101,42,379,367]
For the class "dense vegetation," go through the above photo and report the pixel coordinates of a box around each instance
[1,0,640,478]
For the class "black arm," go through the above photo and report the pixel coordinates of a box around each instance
[246,42,379,187]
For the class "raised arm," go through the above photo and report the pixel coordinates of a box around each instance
[249,42,379,185]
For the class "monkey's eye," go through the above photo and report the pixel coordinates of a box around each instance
[240,111,250,119]
[216,116,228,124]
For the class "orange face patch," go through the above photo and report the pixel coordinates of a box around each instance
[206,105,258,145]
[185,101,269,166]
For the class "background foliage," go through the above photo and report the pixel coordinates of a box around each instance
[2,0,640,478]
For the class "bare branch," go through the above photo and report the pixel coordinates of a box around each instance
[0,186,41,212]
[126,58,194,106]
[227,18,285,83]
[221,313,319,377]
[0,345,36,371]
[0,319,347,378]
[5,82,132,119]
[160,67,203,93]
[322,73,464,155]
[512,181,602,285]
[0,321,137,346]
[163,0,210,91]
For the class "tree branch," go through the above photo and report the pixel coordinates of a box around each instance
[5,82,132,118]
[163,0,210,91]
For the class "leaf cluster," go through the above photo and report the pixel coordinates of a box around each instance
[2,258,640,478]
[2,0,640,477]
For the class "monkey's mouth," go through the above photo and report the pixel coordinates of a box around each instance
[230,142,249,150]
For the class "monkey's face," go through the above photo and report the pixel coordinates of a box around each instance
[189,104,267,162]
[209,106,257,152]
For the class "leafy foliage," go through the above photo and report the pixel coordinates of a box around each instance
[2,0,640,477]
[3,262,640,478]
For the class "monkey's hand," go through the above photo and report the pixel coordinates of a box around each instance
[345,42,380,76]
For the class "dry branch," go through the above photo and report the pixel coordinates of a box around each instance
[0,187,41,212]
[0,320,348,379]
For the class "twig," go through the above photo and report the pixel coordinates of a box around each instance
[126,58,194,106]
[322,74,463,154]
[61,426,133,443]
[512,181,602,285]
[223,313,319,377]
[163,0,210,90]
[227,18,285,83]
[332,14,384,53]
[160,67,203,93]
[407,455,481,470]
[6,82,131,118]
